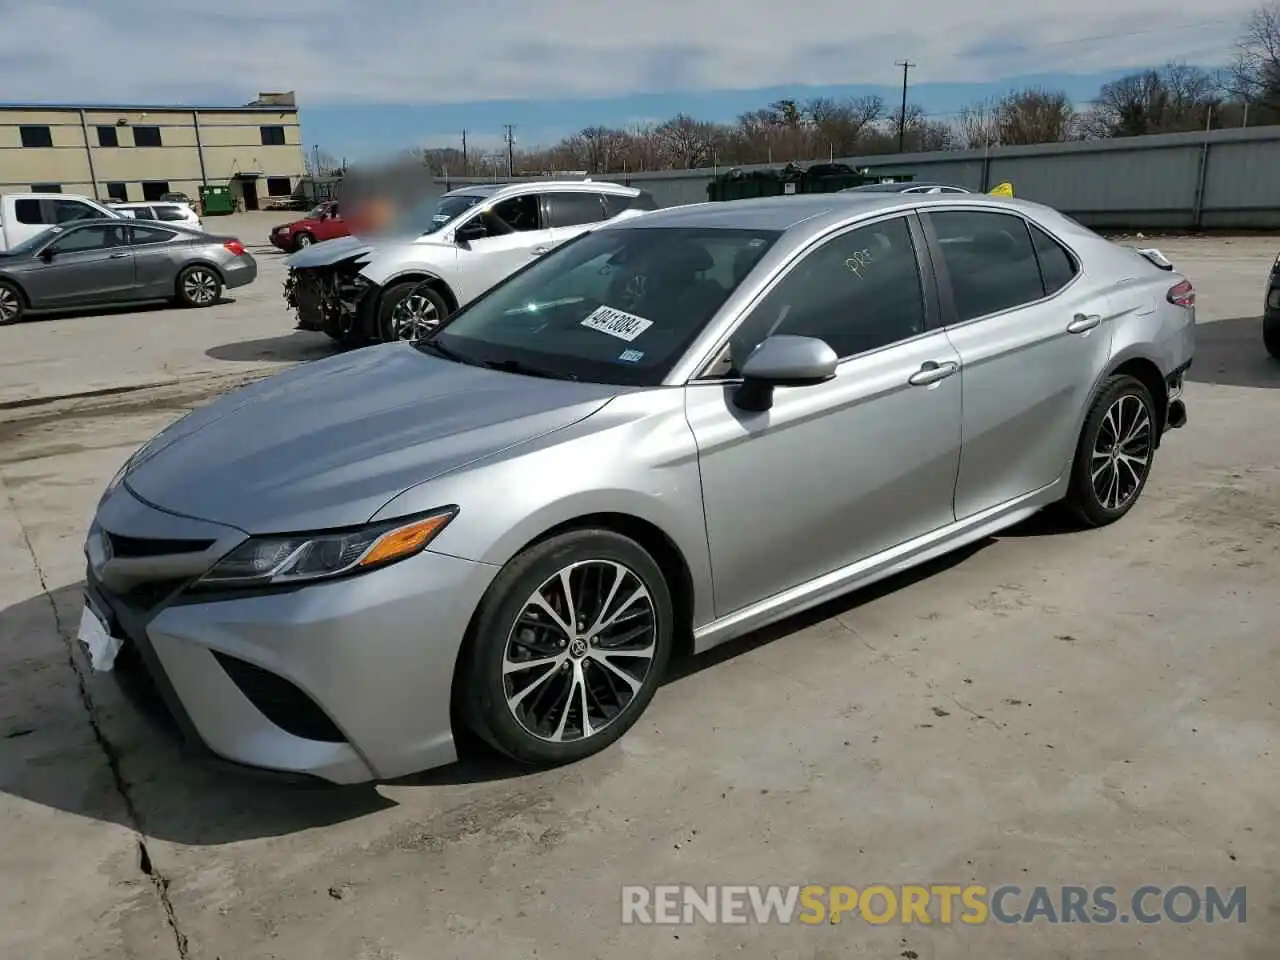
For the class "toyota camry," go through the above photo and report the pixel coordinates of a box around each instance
[80,193,1195,783]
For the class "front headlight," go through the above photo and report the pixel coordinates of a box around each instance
[194,508,457,588]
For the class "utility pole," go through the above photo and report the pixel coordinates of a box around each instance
[503,124,516,177]
[895,60,916,153]
[461,129,468,175]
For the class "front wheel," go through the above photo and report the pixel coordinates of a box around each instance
[176,266,222,308]
[1264,314,1280,359]
[294,232,315,250]
[0,280,24,325]
[458,530,674,767]
[1064,374,1157,528]
[379,281,449,342]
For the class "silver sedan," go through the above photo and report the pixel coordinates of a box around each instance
[0,218,256,324]
[79,193,1195,783]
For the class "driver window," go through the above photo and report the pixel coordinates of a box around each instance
[490,194,542,232]
[49,224,127,253]
[52,199,97,224]
[717,216,927,373]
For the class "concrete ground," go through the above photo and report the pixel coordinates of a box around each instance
[0,223,1277,959]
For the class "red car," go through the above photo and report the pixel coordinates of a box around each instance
[268,201,350,252]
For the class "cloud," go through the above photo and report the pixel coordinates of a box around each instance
[0,0,1252,106]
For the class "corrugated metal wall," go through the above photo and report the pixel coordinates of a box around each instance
[433,124,1280,229]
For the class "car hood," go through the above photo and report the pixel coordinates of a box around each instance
[123,344,619,533]
[357,237,458,281]
[286,235,378,269]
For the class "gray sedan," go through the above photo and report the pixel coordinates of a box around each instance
[80,193,1194,783]
[0,218,256,324]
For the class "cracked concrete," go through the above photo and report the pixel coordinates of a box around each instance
[0,234,1277,959]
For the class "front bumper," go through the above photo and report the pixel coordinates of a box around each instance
[1265,269,1280,321]
[269,232,294,251]
[223,255,257,290]
[86,487,497,784]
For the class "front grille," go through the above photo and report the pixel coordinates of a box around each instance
[213,652,346,743]
[108,533,214,558]
[117,578,189,611]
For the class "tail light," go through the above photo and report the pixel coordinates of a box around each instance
[1167,280,1195,308]
[223,240,246,256]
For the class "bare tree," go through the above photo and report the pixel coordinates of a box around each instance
[1232,2,1280,121]
[655,113,719,168]
[957,98,1001,148]
[1080,62,1222,137]
[997,88,1075,144]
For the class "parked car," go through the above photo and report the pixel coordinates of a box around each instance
[269,201,348,253]
[79,192,1193,784]
[160,192,196,205]
[112,201,204,231]
[842,181,972,195]
[1265,250,1280,359]
[0,219,255,325]
[284,181,659,344]
[0,192,123,251]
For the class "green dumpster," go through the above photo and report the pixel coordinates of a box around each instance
[199,185,234,216]
[707,163,880,202]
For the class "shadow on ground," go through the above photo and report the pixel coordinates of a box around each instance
[206,331,342,363]
[5,298,238,327]
[1187,316,1280,389]
[0,517,1077,845]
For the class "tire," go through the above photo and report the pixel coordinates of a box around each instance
[175,265,222,308]
[294,232,315,251]
[0,280,24,326]
[1264,314,1280,360]
[1064,374,1157,528]
[378,280,449,342]
[458,529,674,767]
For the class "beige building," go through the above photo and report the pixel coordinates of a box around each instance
[0,91,308,210]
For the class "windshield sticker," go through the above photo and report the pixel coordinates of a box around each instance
[581,305,653,342]
[617,349,645,363]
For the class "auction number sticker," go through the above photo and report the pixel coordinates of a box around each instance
[581,305,653,342]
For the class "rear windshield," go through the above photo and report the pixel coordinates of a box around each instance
[426,226,782,386]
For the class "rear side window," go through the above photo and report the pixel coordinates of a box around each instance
[14,198,44,224]
[52,199,99,224]
[927,210,1045,323]
[130,225,177,245]
[603,191,658,218]
[544,192,606,228]
[154,205,188,221]
[1028,223,1078,295]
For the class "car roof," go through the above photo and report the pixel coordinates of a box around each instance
[442,180,639,200]
[844,181,965,192]
[607,192,1062,238]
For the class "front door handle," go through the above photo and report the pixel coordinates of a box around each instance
[530,246,551,256]
[908,360,959,386]
[1067,313,1101,334]
[108,251,128,259]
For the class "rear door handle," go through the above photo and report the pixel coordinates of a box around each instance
[908,360,959,386]
[530,246,551,256]
[108,252,129,258]
[1067,313,1101,334]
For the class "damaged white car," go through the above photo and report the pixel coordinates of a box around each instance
[283,181,658,345]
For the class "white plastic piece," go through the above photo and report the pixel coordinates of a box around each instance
[77,604,122,672]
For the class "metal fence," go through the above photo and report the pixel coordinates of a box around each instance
[433,124,1280,230]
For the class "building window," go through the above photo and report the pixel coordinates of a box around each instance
[31,183,62,193]
[141,181,170,201]
[266,176,293,197]
[20,125,53,148]
[97,126,119,147]
[260,125,286,146]
[106,182,129,202]
[133,126,163,147]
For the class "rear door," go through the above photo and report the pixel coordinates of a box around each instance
[127,224,182,297]
[921,208,1113,519]
[24,223,136,306]
[542,191,608,246]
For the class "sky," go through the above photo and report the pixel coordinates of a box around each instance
[0,0,1260,158]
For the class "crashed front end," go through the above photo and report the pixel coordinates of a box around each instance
[283,256,375,342]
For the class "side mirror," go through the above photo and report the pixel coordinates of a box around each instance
[39,248,56,262]
[454,219,487,244]
[733,335,838,412]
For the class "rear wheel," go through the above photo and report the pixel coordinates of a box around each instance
[1264,314,1280,359]
[379,281,449,342]
[294,232,315,250]
[1064,374,1156,528]
[175,266,222,308]
[458,530,673,767]
[0,280,23,325]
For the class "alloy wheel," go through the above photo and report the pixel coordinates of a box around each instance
[502,560,658,743]
[390,292,440,341]
[0,286,18,323]
[296,234,313,247]
[1090,393,1152,511]
[183,270,218,306]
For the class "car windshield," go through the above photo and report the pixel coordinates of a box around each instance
[7,225,63,255]
[422,226,782,386]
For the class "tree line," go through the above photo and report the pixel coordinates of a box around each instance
[405,3,1280,177]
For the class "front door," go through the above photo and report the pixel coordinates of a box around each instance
[25,223,136,307]
[922,209,1116,519]
[685,214,964,617]
[450,192,558,306]
[241,179,259,211]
